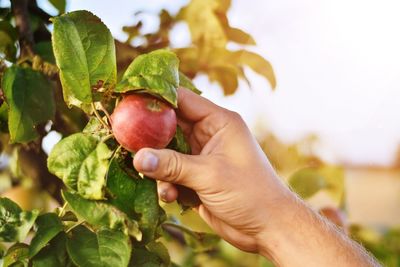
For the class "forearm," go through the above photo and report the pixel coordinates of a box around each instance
[257,194,380,267]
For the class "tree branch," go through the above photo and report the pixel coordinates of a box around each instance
[27,1,51,24]
[11,0,35,59]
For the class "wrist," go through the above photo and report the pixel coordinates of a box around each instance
[254,189,304,263]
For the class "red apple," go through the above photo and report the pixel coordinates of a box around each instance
[319,207,348,232]
[111,94,177,152]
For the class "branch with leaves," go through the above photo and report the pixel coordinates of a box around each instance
[0,0,277,266]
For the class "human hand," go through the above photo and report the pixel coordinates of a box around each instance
[133,88,293,253]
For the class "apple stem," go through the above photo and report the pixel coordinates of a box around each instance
[91,102,112,131]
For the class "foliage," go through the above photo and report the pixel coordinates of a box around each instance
[0,0,276,265]
[118,0,276,94]
[0,0,396,266]
[350,225,400,266]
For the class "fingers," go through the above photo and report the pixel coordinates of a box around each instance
[157,181,178,203]
[197,205,258,252]
[177,87,223,122]
[133,147,203,189]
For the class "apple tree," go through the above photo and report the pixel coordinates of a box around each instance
[0,0,276,266]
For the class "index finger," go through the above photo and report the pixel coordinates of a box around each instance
[177,87,223,122]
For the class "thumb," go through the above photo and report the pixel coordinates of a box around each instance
[133,148,201,188]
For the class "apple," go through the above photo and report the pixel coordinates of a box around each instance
[111,93,177,152]
[319,207,348,233]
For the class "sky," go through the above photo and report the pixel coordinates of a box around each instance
[36,0,400,166]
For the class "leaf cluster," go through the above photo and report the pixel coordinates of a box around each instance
[117,0,276,94]
[0,3,224,265]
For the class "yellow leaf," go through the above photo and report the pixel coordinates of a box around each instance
[226,27,256,45]
[175,47,201,76]
[208,65,239,95]
[177,0,227,47]
[231,50,276,89]
[207,48,276,90]
[216,0,231,13]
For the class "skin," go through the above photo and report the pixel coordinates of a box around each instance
[133,88,381,267]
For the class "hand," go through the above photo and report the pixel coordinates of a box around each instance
[133,88,380,266]
[133,88,293,253]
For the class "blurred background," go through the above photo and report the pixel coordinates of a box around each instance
[1,0,400,266]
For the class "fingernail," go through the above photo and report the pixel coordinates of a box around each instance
[139,152,159,172]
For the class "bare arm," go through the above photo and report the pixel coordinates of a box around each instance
[133,88,381,267]
[257,194,380,266]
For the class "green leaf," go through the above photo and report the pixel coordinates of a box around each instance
[179,72,201,94]
[47,133,112,199]
[78,142,112,199]
[288,168,328,199]
[31,232,70,267]
[167,126,201,211]
[83,117,109,141]
[0,102,9,132]
[184,231,220,252]
[67,226,132,267]
[0,21,17,61]
[167,126,191,154]
[115,49,179,107]
[134,177,163,244]
[106,159,163,243]
[0,197,39,242]
[163,223,220,252]
[29,213,63,258]
[48,0,66,14]
[129,246,166,267]
[288,166,345,203]
[62,191,142,240]
[2,243,29,267]
[315,166,345,205]
[48,133,97,190]
[2,66,55,143]
[34,42,56,64]
[106,158,138,217]
[52,10,116,108]
[146,241,170,267]
[59,211,78,222]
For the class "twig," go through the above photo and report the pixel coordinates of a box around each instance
[162,222,200,240]
[58,202,68,217]
[114,96,121,108]
[66,220,85,233]
[11,0,35,59]
[91,102,111,131]
[98,102,112,126]
[161,223,186,245]
[101,134,114,143]
[27,1,52,24]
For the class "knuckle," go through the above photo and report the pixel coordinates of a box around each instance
[226,111,246,128]
[228,111,243,122]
